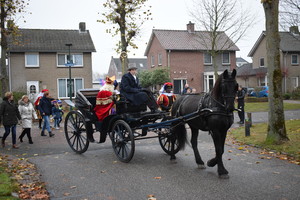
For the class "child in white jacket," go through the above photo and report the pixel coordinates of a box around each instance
[18,95,37,144]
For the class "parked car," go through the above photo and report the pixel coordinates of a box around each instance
[250,86,269,97]
[243,87,254,96]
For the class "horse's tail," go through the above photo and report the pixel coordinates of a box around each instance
[172,122,187,150]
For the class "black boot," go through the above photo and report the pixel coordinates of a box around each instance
[29,138,33,144]
[86,122,95,142]
[49,132,55,137]
[41,131,46,136]
[19,136,23,143]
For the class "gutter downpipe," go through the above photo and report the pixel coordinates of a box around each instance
[284,51,288,93]
[168,50,171,78]
[8,50,11,91]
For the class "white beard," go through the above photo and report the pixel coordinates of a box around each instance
[101,84,114,93]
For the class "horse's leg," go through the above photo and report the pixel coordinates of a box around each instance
[170,133,177,162]
[208,129,229,178]
[190,128,206,169]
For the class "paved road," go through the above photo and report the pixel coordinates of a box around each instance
[1,110,300,200]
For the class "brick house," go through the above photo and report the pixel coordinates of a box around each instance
[107,56,147,81]
[243,27,300,92]
[144,22,239,94]
[8,22,96,101]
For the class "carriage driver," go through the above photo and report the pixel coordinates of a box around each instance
[120,66,160,113]
[157,82,176,112]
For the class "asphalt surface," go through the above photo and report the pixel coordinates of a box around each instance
[1,109,300,200]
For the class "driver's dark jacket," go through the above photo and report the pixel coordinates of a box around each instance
[120,72,148,106]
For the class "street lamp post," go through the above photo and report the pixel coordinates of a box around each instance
[65,44,73,103]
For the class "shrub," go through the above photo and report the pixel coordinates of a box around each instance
[245,97,268,102]
[291,87,300,100]
[283,93,291,100]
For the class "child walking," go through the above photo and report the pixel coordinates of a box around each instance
[52,101,63,129]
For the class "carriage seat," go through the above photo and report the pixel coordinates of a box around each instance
[116,94,147,114]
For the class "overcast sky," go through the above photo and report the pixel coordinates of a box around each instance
[18,0,265,75]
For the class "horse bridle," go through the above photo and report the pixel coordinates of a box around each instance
[211,79,237,109]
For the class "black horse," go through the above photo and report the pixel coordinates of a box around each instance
[170,69,238,179]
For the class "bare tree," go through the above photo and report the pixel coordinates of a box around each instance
[262,0,289,143]
[280,0,300,30]
[99,0,151,74]
[0,0,28,97]
[190,0,255,77]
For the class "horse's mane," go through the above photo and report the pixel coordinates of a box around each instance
[211,73,223,99]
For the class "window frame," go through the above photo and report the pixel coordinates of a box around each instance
[158,53,162,66]
[204,52,212,65]
[57,53,84,67]
[291,54,299,65]
[150,55,155,67]
[259,57,265,67]
[57,78,84,99]
[25,53,39,67]
[222,52,230,64]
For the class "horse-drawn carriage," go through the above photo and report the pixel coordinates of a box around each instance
[64,69,238,178]
[64,88,183,162]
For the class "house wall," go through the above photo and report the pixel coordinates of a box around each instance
[146,36,237,93]
[252,36,300,92]
[252,38,267,69]
[170,51,204,92]
[10,52,93,99]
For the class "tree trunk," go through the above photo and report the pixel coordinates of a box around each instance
[0,3,9,97]
[263,0,289,143]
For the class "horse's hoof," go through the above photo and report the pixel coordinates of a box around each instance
[198,164,206,169]
[207,159,217,167]
[219,174,229,179]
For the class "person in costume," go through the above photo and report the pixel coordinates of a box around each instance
[157,82,176,112]
[94,76,116,121]
[34,89,48,129]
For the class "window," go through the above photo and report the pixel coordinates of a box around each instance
[204,73,215,92]
[151,55,155,67]
[291,54,298,65]
[222,52,230,64]
[291,77,299,89]
[204,53,212,64]
[25,53,39,67]
[173,79,186,94]
[260,58,264,67]
[57,54,83,66]
[29,85,36,94]
[58,78,84,98]
[158,53,162,66]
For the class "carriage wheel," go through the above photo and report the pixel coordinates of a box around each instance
[110,120,135,163]
[65,110,89,154]
[158,118,180,155]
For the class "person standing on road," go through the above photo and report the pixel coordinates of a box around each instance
[18,95,38,144]
[236,85,246,124]
[39,90,55,137]
[0,92,21,148]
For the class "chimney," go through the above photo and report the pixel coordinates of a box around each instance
[79,22,86,33]
[289,26,299,35]
[187,21,195,33]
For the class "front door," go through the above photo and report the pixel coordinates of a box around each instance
[27,81,39,102]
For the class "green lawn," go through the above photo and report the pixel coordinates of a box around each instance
[240,102,300,112]
[0,157,19,200]
[228,119,300,162]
